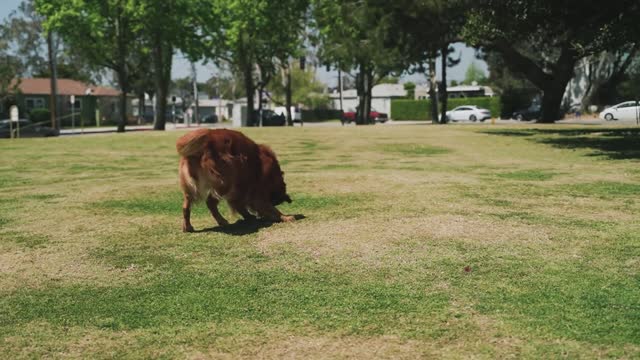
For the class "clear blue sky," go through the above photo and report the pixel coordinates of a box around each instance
[2,0,488,86]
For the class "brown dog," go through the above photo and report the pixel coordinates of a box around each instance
[176,128,294,232]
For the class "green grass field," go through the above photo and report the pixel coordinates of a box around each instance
[1,125,639,358]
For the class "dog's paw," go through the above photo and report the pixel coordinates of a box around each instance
[182,224,195,233]
[281,215,296,223]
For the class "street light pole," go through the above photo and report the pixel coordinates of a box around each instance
[71,94,75,133]
[172,96,176,129]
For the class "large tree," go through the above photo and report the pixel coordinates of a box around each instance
[382,0,469,123]
[135,0,207,130]
[3,0,102,83]
[464,0,640,122]
[202,0,308,127]
[36,0,140,132]
[314,0,403,124]
[0,33,22,111]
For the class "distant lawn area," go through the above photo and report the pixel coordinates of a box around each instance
[1,124,639,358]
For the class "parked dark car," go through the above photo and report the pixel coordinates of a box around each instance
[0,119,60,138]
[202,114,218,123]
[512,104,541,121]
[251,109,286,126]
[341,110,388,124]
[141,110,184,123]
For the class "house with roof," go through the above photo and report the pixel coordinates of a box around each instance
[186,98,234,123]
[1,78,133,126]
[329,83,407,115]
[414,84,495,100]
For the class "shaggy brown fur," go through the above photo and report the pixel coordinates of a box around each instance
[176,128,293,232]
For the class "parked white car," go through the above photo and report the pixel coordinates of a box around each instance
[446,105,491,122]
[599,101,640,121]
[274,106,302,123]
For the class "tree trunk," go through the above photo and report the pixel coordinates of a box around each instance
[539,50,578,123]
[243,64,255,127]
[114,53,128,132]
[47,31,58,130]
[115,9,128,133]
[152,36,173,130]
[356,63,366,125]
[138,92,145,125]
[440,45,449,123]
[428,57,439,123]
[118,91,128,132]
[494,41,578,123]
[257,84,264,127]
[540,80,571,123]
[364,70,374,125]
[116,69,128,133]
[191,62,199,126]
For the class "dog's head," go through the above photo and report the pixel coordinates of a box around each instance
[259,145,292,206]
[270,170,292,206]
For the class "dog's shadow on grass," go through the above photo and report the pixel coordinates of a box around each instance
[196,214,306,236]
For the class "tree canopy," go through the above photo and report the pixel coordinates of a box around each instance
[464,0,640,121]
[12,0,638,127]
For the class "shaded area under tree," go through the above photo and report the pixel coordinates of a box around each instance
[485,128,640,160]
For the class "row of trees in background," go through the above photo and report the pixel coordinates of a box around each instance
[2,0,639,129]
[29,0,310,131]
[316,0,640,123]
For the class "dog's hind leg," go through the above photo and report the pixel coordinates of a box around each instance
[182,195,195,233]
[206,194,230,227]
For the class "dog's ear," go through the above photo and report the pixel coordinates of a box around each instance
[219,136,235,163]
[223,136,233,153]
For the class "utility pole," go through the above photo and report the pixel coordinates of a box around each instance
[191,62,199,126]
[338,69,343,112]
[71,95,75,133]
[47,31,58,130]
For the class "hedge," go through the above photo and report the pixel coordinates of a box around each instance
[391,97,501,121]
[301,109,343,122]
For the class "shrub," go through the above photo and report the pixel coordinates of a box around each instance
[301,109,343,122]
[391,100,432,120]
[28,108,51,124]
[391,97,502,121]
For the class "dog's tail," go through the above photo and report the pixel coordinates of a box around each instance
[176,129,210,157]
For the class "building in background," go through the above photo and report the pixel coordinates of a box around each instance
[3,78,133,126]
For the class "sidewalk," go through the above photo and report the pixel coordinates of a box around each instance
[60,123,222,135]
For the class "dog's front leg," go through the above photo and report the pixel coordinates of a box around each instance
[206,194,230,227]
[256,202,295,223]
[228,199,257,221]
